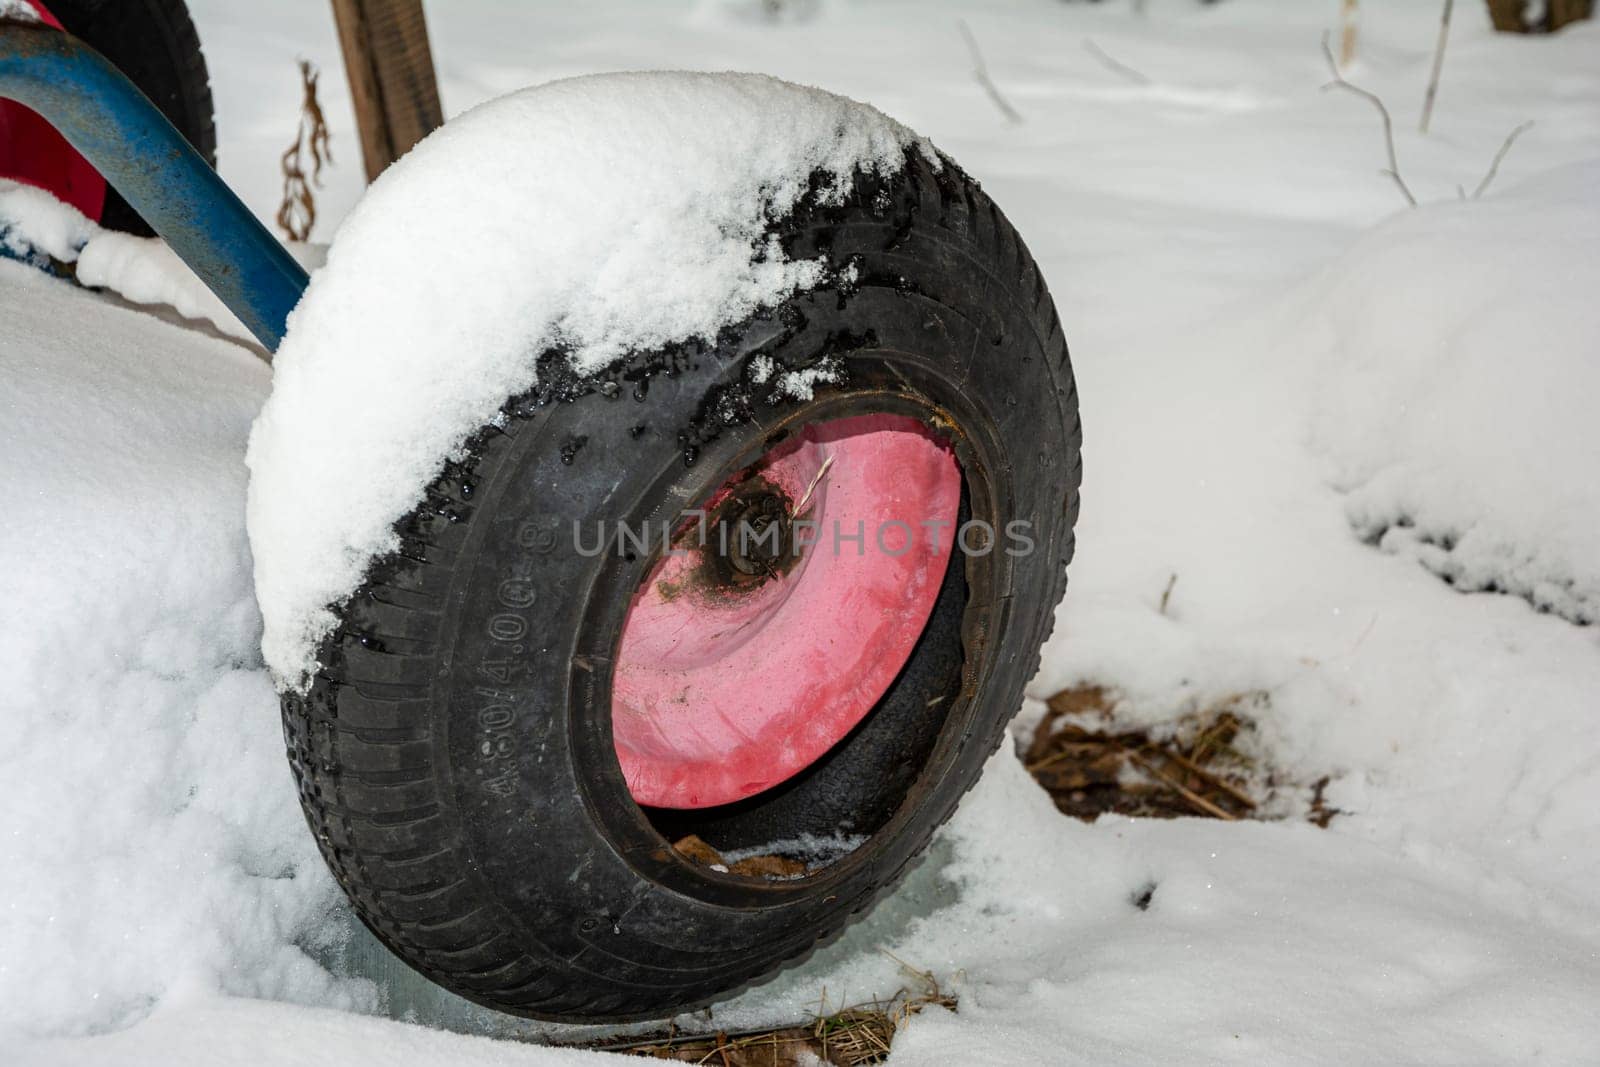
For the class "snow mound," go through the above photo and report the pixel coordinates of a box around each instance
[1302,161,1600,624]
[0,179,95,261]
[0,260,369,1040]
[246,71,931,692]
[0,0,41,22]
[0,179,251,340]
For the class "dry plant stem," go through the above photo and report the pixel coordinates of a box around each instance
[1083,37,1151,85]
[793,453,834,514]
[878,949,941,996]
[1320,33,1417,207]
[1189,708,1246,764]
[957,20,1023,124]
[1158,572,1178,615]
[1126,749,1239,820]
[1031,736,1112,777]
[594,980,953,1064]
[1420,0,1455,133]
[1025,747,1078,774]
[1473,120,1534,197]
[277,59,332,241]
[1159,747,1258,809]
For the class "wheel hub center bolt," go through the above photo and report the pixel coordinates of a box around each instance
[723,491,791,577]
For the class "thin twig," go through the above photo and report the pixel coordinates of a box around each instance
[1153,747,1257,810]
[793,453,834,515]
[1023,749,1070,775]
[1126,750,1239,820]
[1472,120,1534,198]
[1344,612,1380,657]
[1320,32,1417,207]
[1419,0,1455,133]
[957,20,1023,124]
[1083,37,1150,85]
[1024,741,1104,774]
[877,949,941,995]
[1158,572,1178,615]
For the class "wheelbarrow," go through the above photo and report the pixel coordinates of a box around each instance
[0,10,1082,1024]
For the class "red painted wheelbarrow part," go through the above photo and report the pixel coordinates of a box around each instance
[614,413,962,809]
[0,1,106,221]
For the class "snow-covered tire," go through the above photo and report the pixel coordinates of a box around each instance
[282,152,1081,1022]
[44,0,216,235]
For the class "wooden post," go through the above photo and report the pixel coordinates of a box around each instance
[329,0,442,183]
[1487,0,1593,32]
[1339,0,1359,68]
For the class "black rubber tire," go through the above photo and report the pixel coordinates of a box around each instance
[282,150,1082,1023]
[44,0,217,236]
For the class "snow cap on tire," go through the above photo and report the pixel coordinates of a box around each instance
[245,72,936,693]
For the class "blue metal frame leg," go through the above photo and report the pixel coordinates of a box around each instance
[0,18,308,350]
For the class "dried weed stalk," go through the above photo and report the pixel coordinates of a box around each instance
[277,60,331,242]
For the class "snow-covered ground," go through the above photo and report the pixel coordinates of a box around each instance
[4,0,1599,1062]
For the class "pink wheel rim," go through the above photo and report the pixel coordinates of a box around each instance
[613,413,962,809]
